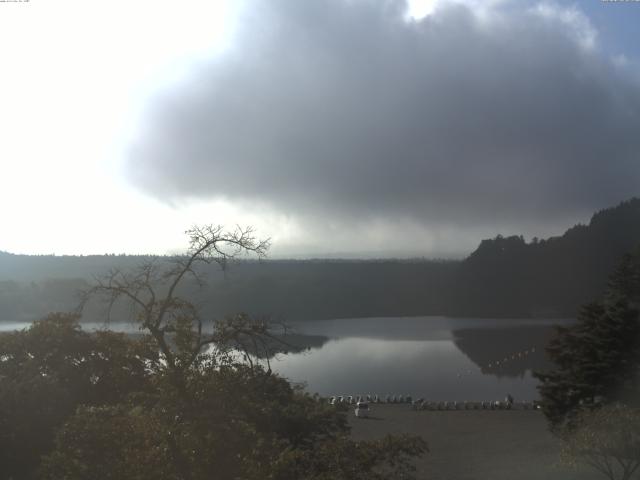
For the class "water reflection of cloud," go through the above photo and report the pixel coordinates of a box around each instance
[271,335,540,401]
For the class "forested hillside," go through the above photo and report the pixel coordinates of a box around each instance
[1,198,639,322]
[453,198,640,316]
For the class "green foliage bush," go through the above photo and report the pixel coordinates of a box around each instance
[0,313,426,480]
[0,226,427,479]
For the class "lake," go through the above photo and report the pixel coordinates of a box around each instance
[1,316,567,402]
[270,316,568,402]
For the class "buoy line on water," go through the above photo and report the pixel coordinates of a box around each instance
[486,346,537,369]
[452,345,540,379]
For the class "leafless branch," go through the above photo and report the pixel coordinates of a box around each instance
[79,225,273,376]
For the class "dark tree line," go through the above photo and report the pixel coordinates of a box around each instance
[2,198,640,322]
[452,198,640,317]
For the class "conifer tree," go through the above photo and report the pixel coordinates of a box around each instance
[535,248,640,431]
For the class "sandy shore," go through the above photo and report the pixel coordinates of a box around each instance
[348,405,601,480]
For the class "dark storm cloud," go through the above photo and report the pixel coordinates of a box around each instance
[128,0,640,233]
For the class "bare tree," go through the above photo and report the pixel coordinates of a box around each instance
[561,405,640,480]
[81,225,284,376]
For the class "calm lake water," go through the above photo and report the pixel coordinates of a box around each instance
[270,317,568,401]
[1,316,568,402]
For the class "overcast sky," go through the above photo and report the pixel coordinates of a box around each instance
[1,0,639,258]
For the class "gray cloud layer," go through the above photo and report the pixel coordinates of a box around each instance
[128,0,640,254]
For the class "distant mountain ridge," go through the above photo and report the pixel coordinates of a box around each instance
[1,198,639,321]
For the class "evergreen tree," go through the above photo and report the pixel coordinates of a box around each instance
[607,251,640,306]
[535,248,640,431]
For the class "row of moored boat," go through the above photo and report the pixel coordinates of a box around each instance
[328,395,540,410]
